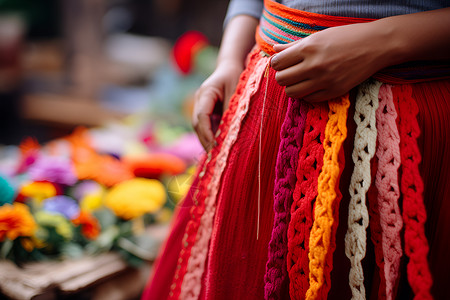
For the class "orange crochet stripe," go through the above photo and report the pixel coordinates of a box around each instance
[306,95,350,300]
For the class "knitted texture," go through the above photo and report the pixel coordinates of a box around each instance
[375,84,403,300]
[288,104,328,299]
[367,152,387,300]
[344,80,381,299]
[306,95,350,300]
[178,53,270,300]
[168,48,263,300]
[264,98,308,300]
[393,85,433,300]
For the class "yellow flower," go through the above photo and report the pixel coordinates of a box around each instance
[0,203,37,241]
[35,211,73,240]
[105,178,166,220]
[80,191,103,212]
[20,182,57,202]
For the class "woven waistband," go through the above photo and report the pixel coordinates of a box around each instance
[256,0,450,84]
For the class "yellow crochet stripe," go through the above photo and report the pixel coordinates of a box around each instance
[306,95,350,300]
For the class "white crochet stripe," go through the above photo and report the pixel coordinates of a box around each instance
[345,79,381,300]
[179,55,270,300]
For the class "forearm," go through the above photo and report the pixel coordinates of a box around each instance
[217,15,259,68]
[372,7,450,67]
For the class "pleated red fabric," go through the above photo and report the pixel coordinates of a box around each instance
[141,40,450,300]
[202,63,291,300]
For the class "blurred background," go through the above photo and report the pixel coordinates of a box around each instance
[0,0,228,144]
[0,1,229,299]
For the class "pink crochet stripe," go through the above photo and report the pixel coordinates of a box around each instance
[375,84,403,300]
[178,54,270,300]
[393,85,433,299]
[264,98,308,300]
[168,48,263,300]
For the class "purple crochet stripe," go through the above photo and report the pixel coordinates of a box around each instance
[264,98,308,300]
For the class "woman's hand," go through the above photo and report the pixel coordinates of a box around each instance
[271,21,392,102]
[192,61,243,151]
[271,7,450,103]
[192,15,258,151]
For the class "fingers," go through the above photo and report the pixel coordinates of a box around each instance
[283,79,347,102]
[192,86,221,151]
[196,113,215,151]
[274,63,309,87]
[271,41,304,70]
[283,79,320,99]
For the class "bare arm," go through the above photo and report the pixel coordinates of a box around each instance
[271,7,450,102]
[193,15,258,151]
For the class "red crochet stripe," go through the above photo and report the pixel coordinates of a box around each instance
[168,49,261,300]
[392,85,433,300]
[264,98,308,300]
[288,103,328,299]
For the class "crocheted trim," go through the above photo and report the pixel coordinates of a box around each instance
[393,85,433,299]
[178,54,270,300]
[168,48,263,300]
[264,98,308,300]
[306,95,350,300]
[375,84,403,300]
[344,80,381,299]
[288,103,328,299]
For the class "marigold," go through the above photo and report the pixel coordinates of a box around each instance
[104,178,166,220]
[0,203,37,241]
[72,211,101,240]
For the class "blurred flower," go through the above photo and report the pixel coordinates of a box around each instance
[105,178,166,220]
[72,180,102,201]
[80,191,103,212]
[72,211,101,240]
[43,196,80,220]
[18,181,57,202]
[28,156,78,186]
[0,203,37,241]
[0,175,15,206]
[20,237,35,252]
[35,211,73,241]
[16,137,40,174]
[123,152,186,178]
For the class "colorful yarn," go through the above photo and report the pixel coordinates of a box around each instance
[344,80,381,299]
[306,95,350,300]
[288,104,328,299]
[256,0,449,84]
[178,54,270,300]
[374,84,403,300]
[264,98,308,299]
[393,85,433,299]
[256,0,373,56]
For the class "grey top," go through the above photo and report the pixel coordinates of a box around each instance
[224,0,450,25]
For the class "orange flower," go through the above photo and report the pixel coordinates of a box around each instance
[66,128,134,186]
[72,211,101,240]
[0,203,37,241]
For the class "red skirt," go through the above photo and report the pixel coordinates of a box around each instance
[142,2,450,299]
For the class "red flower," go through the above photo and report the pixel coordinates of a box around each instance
[72,211,100,240]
